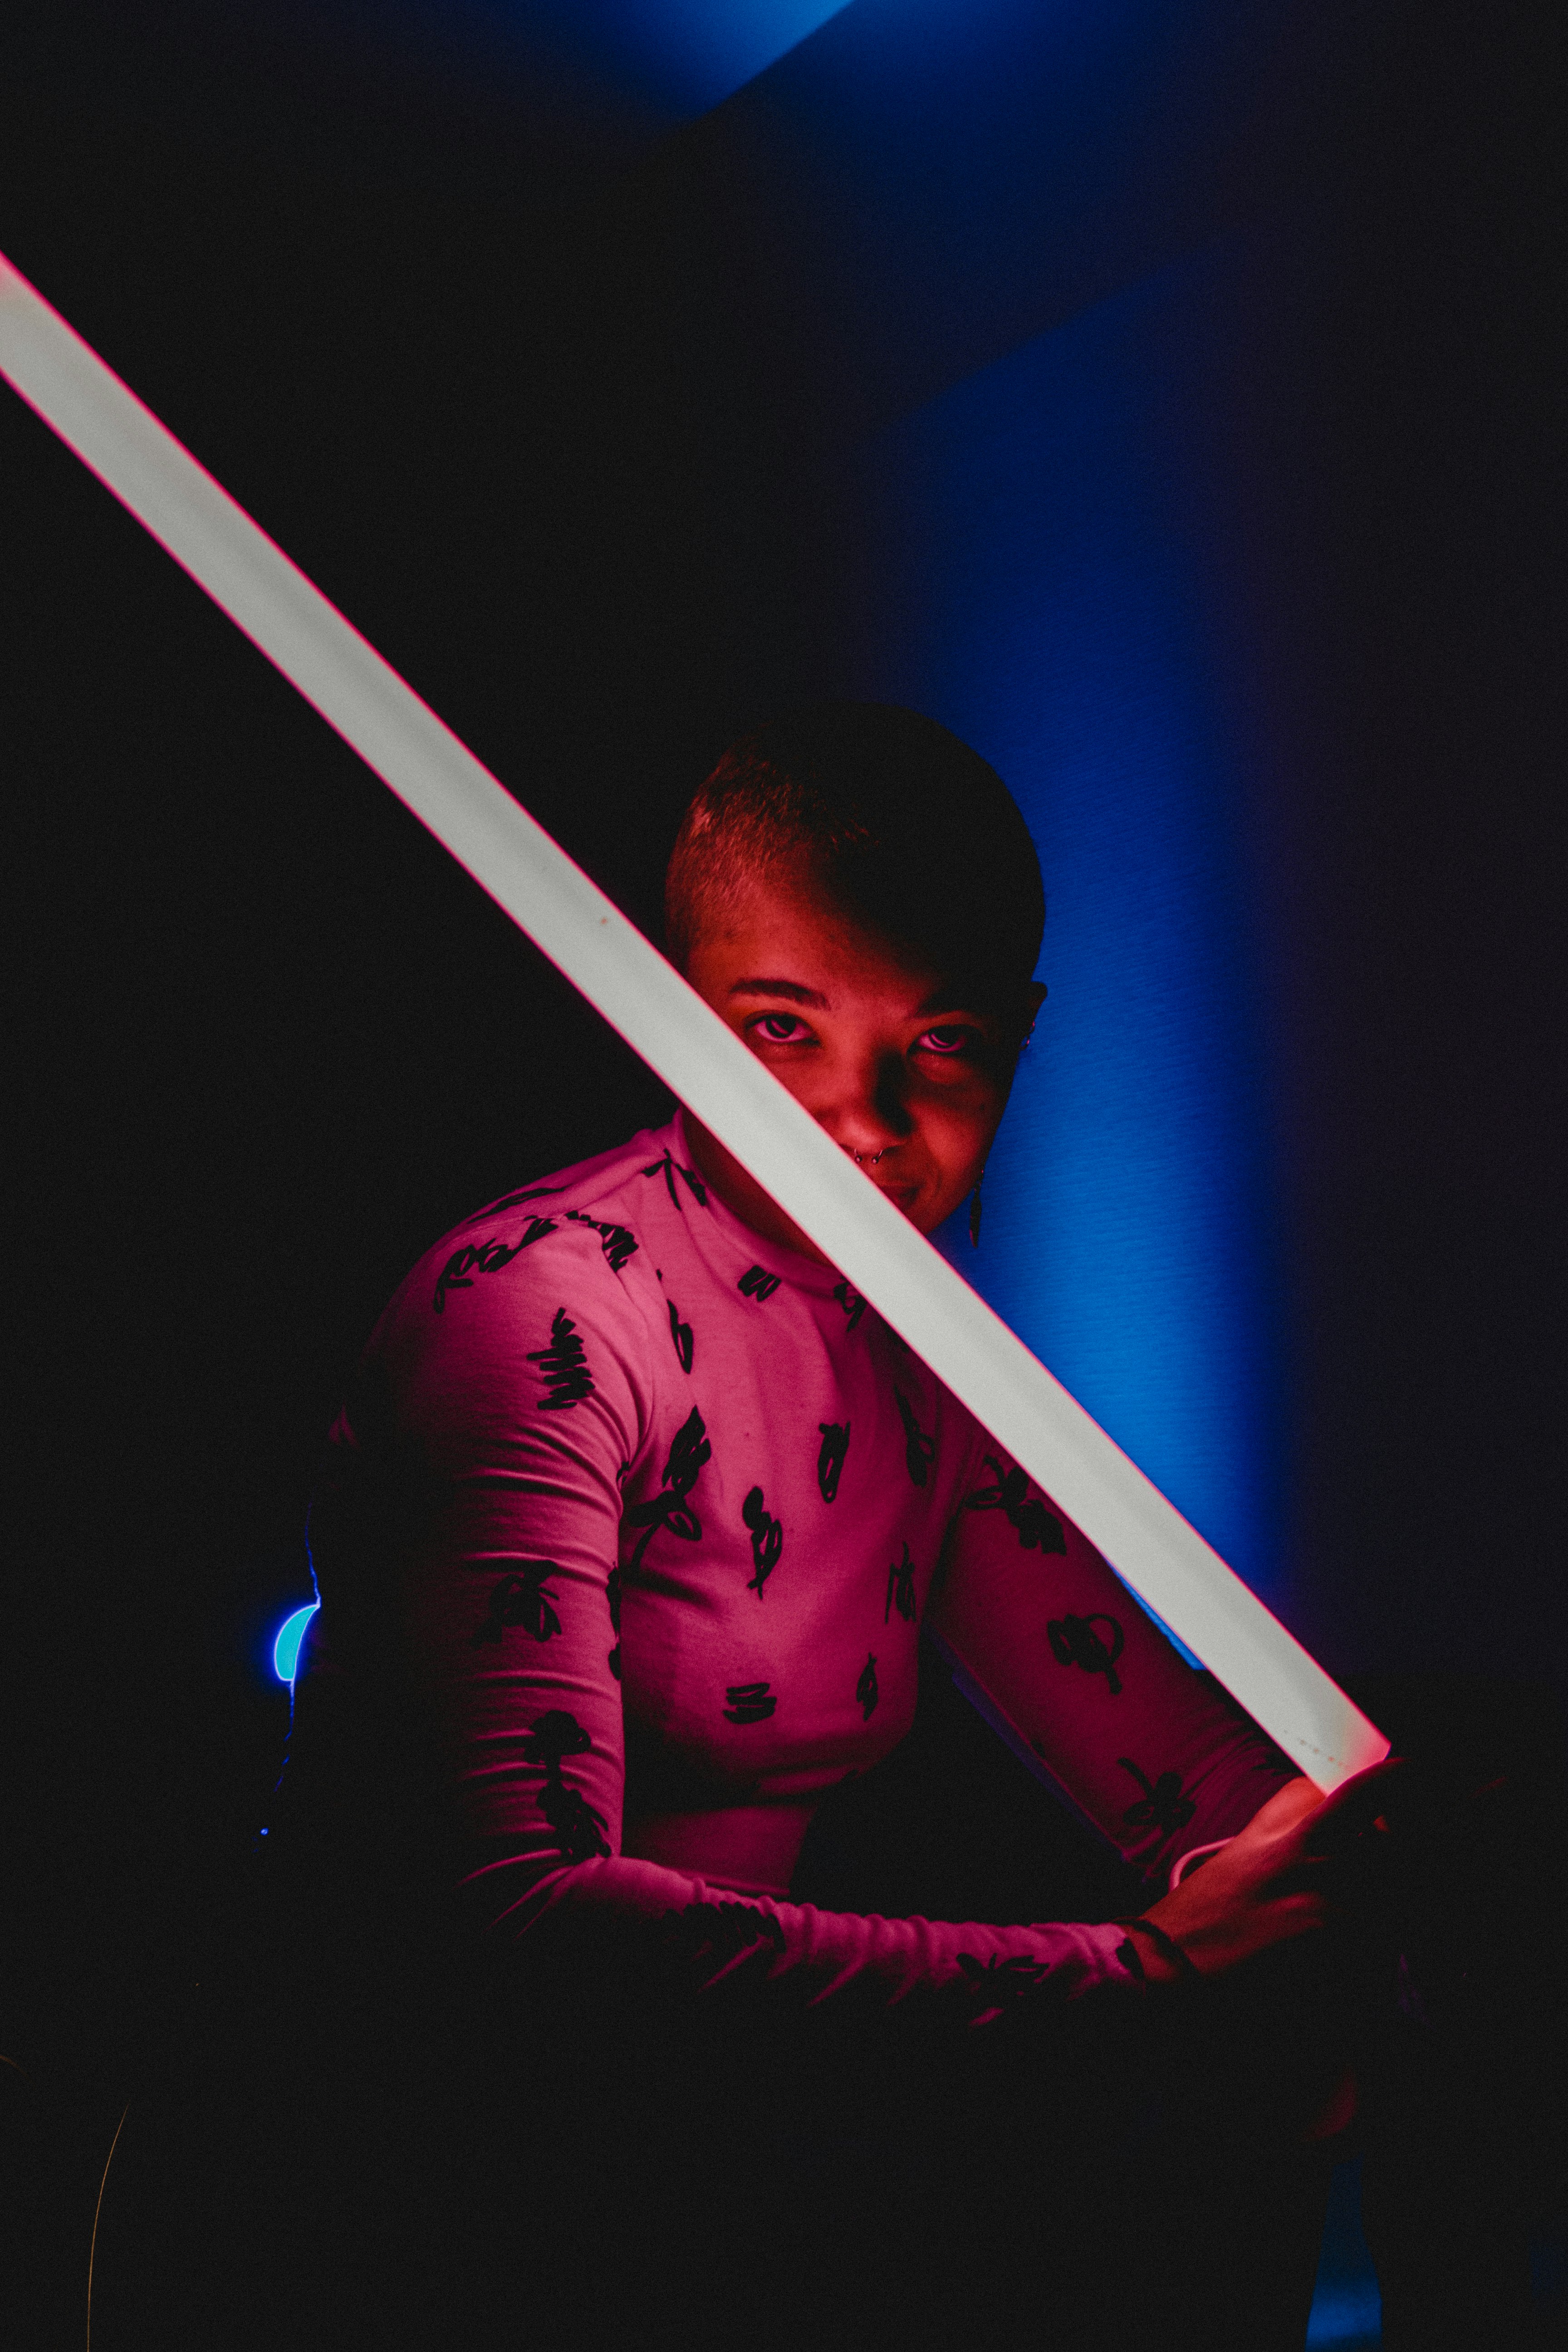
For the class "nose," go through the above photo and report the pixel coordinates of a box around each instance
[825,1048,912,1164]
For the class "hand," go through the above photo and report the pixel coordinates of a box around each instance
[1123,1759,1408,1986]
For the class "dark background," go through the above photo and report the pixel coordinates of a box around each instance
[3,1,1563,2332]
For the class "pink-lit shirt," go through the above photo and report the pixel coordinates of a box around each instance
[289,1112,1294,2040]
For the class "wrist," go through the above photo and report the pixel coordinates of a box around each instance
[1112,1916,1196,1987]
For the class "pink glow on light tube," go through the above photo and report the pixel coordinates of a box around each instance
[0,251,1388,1789]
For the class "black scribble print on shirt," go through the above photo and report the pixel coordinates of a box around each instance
[522,1710,591,1769]
[541,1776,610,1862]
[1118,1758,1197,1835]
[520,1710,610,1862]
[856,1651,879,1720]
[1048,1611,1125,1695]
[833,1280,866,1331]
[737,1265,781,1303]
[641,1148,707,1211]
[528,1307,594,1408]
[564,1209,639,1273]
[472,1563,563,1646]
[624,1407,710,1569]
[667,1299,694,1372]
[485,1183,568,1218]
[742,1486,783,1597]
[724,1680,777,1724]
[885,1541,917,1624]
[659,1899,786,1970]
[964,1455,1067,1553]
[894,1388,935,1487]
[816,1421,849,1502]
[955,1951,1053,2025]
[432,1217,557,1313]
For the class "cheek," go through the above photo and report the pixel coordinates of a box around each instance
[918,1082,1005,1176]
[745,1043,823,1107]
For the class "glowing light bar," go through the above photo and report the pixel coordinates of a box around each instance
[0,252,1387,1789]
[272,1602,320,1686]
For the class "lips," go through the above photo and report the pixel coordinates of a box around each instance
[874,1181,921,1211]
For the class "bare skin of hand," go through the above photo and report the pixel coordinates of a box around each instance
[1117,1762,1409,2143]
[1120,1760,1406,1987]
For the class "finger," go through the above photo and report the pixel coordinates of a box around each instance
[1305,1755,1414,1842]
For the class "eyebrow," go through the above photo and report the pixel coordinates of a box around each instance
[728,976,990,1024]
[727,977,830,1007]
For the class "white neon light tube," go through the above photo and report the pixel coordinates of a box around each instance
[0,252,1387,1789]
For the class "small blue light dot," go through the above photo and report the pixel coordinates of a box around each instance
[272,1602,320,1685]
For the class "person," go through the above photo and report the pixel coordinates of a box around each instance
[248,704,1406,2350]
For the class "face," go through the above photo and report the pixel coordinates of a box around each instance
[681,875,1044,1264]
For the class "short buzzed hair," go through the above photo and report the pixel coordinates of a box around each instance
[664,703,1044,1009]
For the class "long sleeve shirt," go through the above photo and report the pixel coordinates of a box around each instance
[276,1112,1297,2047]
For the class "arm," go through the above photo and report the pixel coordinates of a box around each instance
[926,1441,1304,1896]
[298,1225,1156,2046]
[926,1445,1403,2006]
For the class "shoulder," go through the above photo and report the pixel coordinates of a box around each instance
[370,1126,684,1404]
[442,1122,680,1250]
[421,1123,682,1301]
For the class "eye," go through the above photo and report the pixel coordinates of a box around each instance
[916,1024,979,1058]
[749,1012,814,1045]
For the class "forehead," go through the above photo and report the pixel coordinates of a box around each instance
[696,871,942,982]
[685,874,1014,1026]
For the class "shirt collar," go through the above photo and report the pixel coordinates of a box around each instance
[670,1107,849,1301]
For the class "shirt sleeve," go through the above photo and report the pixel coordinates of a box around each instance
[294,1220,1155,2048]
[925,1437,1301,1896]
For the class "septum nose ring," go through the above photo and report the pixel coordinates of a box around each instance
[853,1149,887,1166]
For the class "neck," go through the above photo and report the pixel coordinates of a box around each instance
[680,1112,835,1266]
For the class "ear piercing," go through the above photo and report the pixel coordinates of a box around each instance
[970,1161,986,1247]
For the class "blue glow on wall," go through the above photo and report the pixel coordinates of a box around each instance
[425,1,852,116]
[272,1602,320,1686]
[846,240,1285,1601]
[583,2,852,101]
